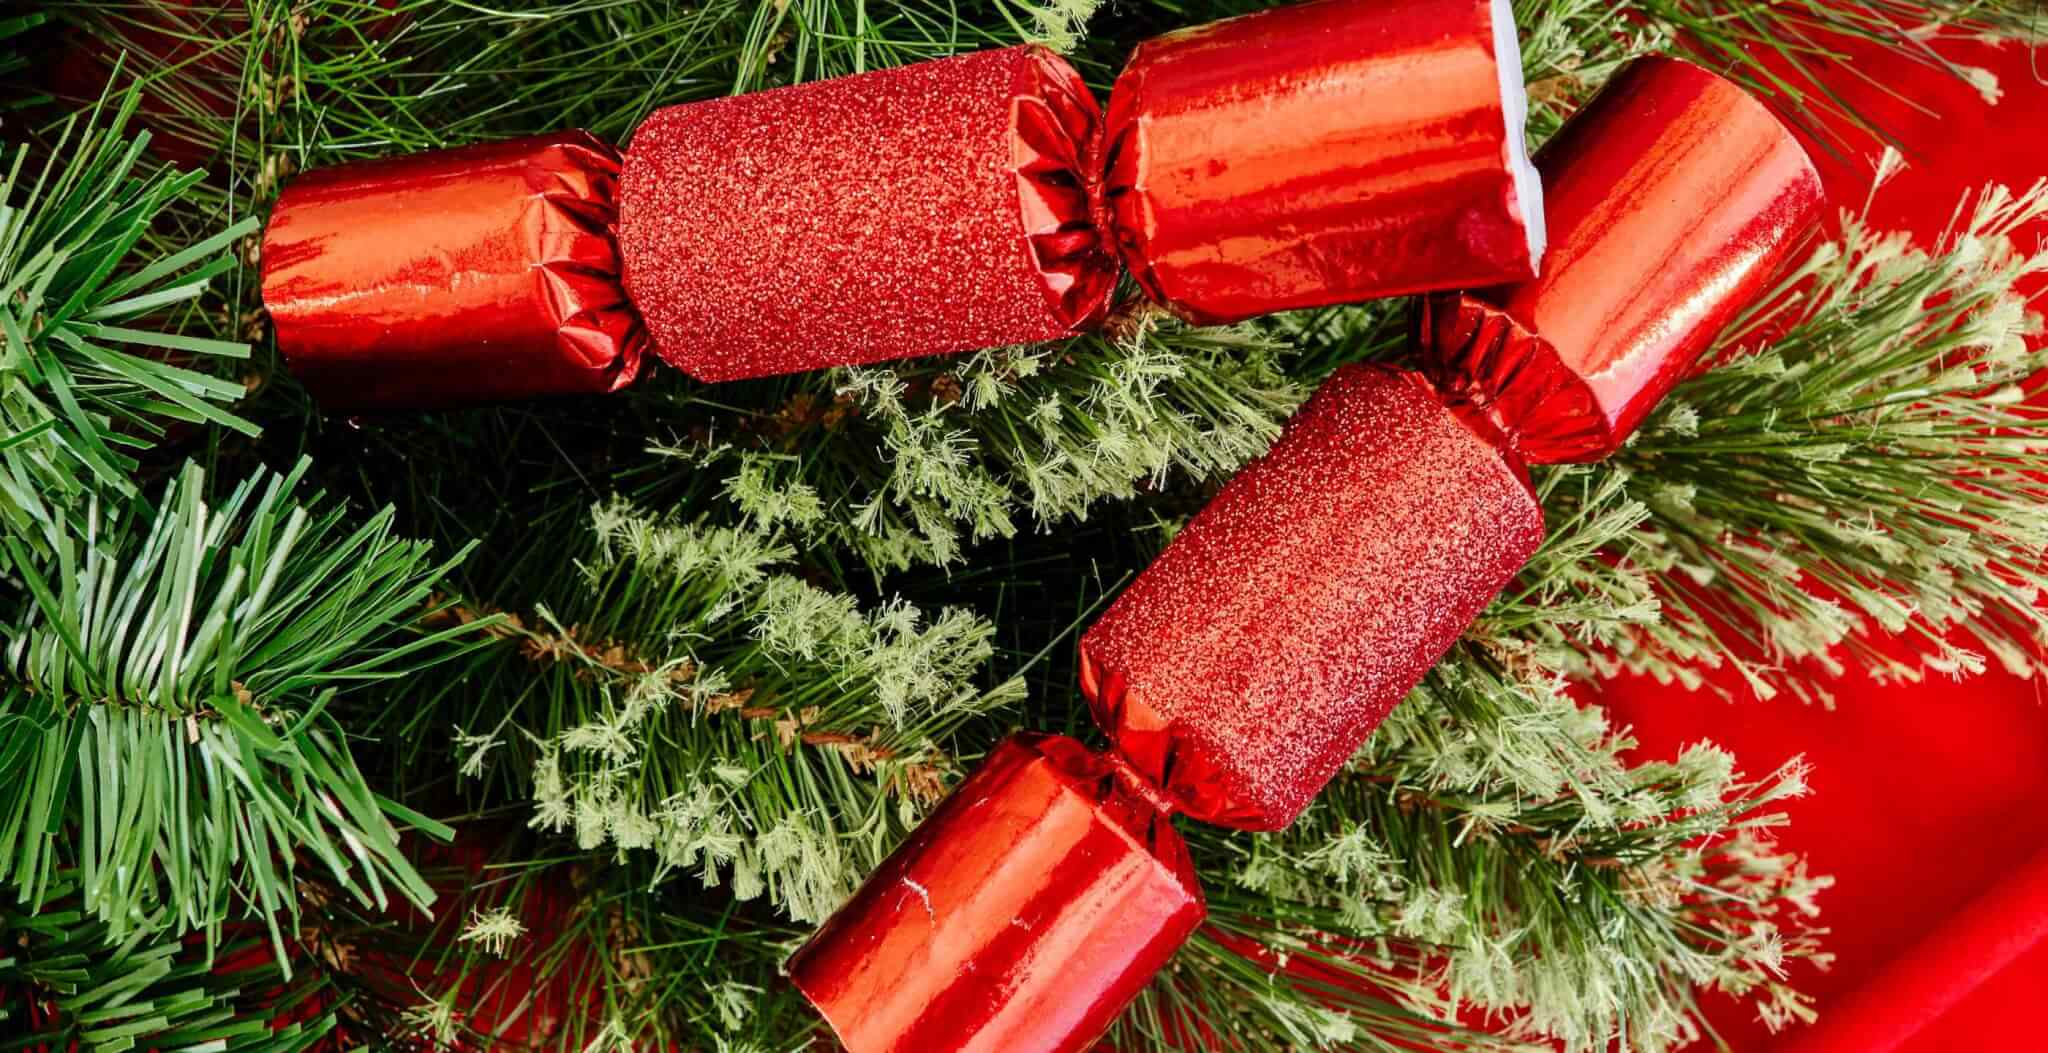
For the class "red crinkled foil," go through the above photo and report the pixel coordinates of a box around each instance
[787,733,1203,1053]
[263,131,644,409]
[1420,56,1826,462]
[1100,0,1545,325]
[618,46,1114,383]
[1079,366,1545,830]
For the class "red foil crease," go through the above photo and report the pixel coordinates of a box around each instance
[1420,56,1826,463]
[262,131,644,410]
[618,46,1114,383]
[1078,366,1545,830]
[787,733,1203,1053]
[1099,0,1544,326]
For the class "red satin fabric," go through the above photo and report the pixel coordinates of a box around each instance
[618,46,1110,383]
[1599,28,2048,1053]
[1421,57,1824,463]
[1101,0,1543,325]
[786,734,1203,1053]
[1080,366,1545,831]
[262,131,644,410]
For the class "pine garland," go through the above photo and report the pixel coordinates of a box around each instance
[2,1,2045,1050]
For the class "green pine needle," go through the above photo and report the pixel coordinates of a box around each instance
[0,459,483,959]
[1,105,257,542]
[0,872,342,1053]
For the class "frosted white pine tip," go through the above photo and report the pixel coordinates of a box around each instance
[1491,0,1548,273]
[458,905,528,957]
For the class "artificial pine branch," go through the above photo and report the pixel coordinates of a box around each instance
[0,459,482,957]
[0,12,49,93]
[1512,0,2044,148]
[0,873,342,1052]
[370,840,814,1052]
[1522,174,2048,698]
[0,108,256,539]
[386,498,1019,923]
[642,320,1303,571]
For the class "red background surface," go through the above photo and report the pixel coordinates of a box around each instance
[1596,29,2048,1053]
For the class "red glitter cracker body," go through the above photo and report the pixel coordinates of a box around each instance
[1079,366,1546,830]
[262,131,643,409]
[786,734,1203,1053]
[618,46,1112,382]
[1100,0,1545,325]
[1418,57,1826,462]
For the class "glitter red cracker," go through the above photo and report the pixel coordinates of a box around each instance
[261,0,1540,407]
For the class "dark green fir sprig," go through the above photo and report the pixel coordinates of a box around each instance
[0,459,481,956]
[0,105,256,541]
[0,873,343,1053]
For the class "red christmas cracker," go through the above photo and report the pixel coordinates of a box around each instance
[260,0,1542,405]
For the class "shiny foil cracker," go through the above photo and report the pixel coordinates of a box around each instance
[1079,366,1546,830]
[1100,0,1545,325]
[262,131,644,409]
[1418,56,1826,462]
[618,46,1112,382]
[787,734,1203,1053]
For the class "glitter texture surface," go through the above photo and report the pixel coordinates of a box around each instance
[1100,0,1544,326]
[1079,366,1545,830]
[263,131,643,409]
[788,733,1203,1053]
[619,46,1112,382]
[1420,56,1825,461]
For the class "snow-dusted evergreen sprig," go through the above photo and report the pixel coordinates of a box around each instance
[1190,646,1823,1053]
[664,322,1304,571]
[1604,175,2048,698]
[437,499,1017,922]
[0,459,481,960]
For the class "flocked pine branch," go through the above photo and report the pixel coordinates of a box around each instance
[1168,645,1825,1052]
[392,498,1022,923]
[0,459,480,956]
[1502,173,2048,699]
[646,320,1303,571]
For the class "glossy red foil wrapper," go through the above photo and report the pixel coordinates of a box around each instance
[1100,0,1545,325]
[788,733,1202,1053]
[263,131,644,409]
[619,46,1112,382]
[1419,56,1826,462]
[1079,366,1545,830]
